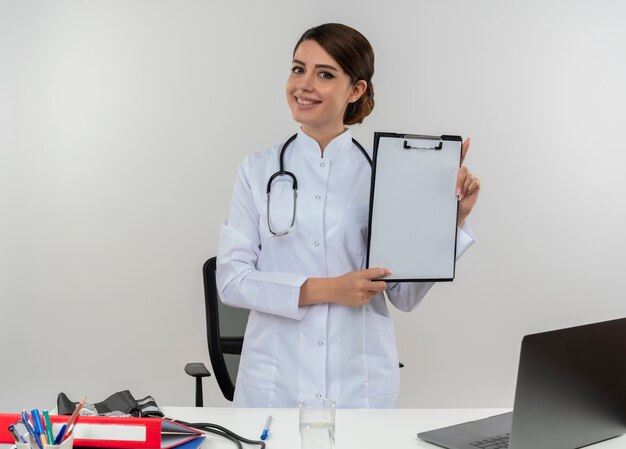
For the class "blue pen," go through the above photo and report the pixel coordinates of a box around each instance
[31,409,49,445]
[31,409,44,434]
[21,410,43,449]
[54,424,67,445]
[260,415,272,441]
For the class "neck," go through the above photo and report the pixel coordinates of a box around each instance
[301,123,346,154]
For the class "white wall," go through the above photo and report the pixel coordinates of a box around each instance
[1,0,625,413]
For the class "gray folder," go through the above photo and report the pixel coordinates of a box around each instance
[366,133,462,282]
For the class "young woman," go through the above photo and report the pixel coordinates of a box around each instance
[216,23,480,408]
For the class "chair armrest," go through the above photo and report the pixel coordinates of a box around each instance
[185,362,211,378]
[184,363,211,407]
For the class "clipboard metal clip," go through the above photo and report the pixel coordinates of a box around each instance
[403,140,443,151]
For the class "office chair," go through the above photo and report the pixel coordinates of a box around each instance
[185,257,249,405]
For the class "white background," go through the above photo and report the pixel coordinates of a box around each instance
[1,0,625,414]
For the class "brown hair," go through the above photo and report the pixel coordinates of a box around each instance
[294,23,375,125]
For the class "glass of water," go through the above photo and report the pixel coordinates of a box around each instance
[299,398,336,449]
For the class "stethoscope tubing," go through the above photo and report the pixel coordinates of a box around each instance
[266,133,371,236]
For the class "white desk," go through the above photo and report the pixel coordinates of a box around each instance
[162,406,626,449]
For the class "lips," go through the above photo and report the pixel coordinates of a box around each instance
[296,96,321,105]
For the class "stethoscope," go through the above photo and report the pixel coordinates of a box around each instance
[266,133,372,236]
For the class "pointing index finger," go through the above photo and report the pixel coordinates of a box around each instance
[460,137,471,165]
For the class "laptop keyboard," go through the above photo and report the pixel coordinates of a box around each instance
[469,433,510,448]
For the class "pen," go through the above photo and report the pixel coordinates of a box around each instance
[21,410,43,449]
[64,396,86,439]
[260,415,272,441]
[31,409,47,445]
[43,410,54,446]
[8,424,26,443]
[53,424,67,445]
[31,409,43,435]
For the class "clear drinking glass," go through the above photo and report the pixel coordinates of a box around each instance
[299,398,336,449]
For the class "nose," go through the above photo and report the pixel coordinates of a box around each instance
[296,71,314,92]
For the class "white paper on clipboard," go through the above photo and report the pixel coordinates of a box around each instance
[366,133,462,281]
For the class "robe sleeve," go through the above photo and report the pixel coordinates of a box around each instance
[216,157,308,320]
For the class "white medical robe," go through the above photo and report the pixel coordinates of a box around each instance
[217,129,475,408]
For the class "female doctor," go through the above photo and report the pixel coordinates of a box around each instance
[216,23,480,408]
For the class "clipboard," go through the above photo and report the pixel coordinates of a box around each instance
[366,132,462,282]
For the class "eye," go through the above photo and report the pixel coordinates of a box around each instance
[318,71,335,80]
[291,66,304,75]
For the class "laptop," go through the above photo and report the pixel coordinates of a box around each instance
[418,317,626,449]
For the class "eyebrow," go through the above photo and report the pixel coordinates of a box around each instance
[292,59,339,72]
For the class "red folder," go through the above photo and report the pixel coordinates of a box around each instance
[0,414,204,449]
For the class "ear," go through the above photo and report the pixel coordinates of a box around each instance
[349,80,367,103]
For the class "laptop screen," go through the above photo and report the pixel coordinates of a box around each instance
[509,317,626,449]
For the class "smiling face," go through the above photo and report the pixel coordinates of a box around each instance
[286,39,366,142]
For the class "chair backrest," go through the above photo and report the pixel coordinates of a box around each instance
[202,257,249,401]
